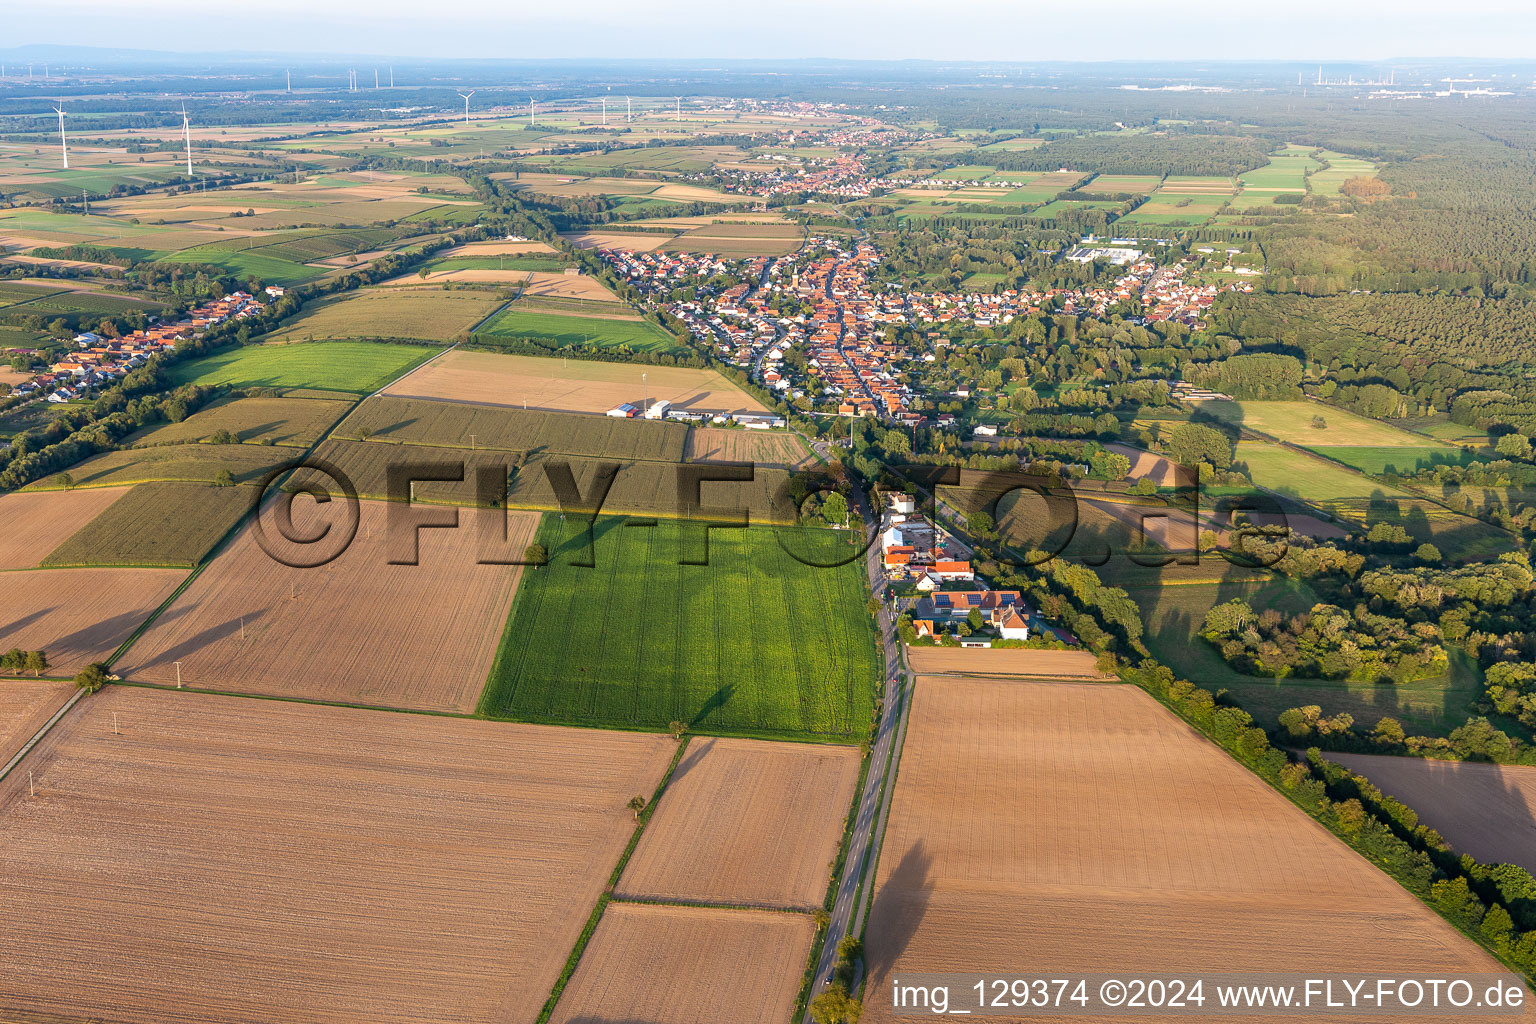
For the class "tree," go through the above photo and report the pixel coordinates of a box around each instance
[668,720,686,742]
[75,663,110,693]
[58,471,74,492]
[809,984,864,1024]
[822,491,849,528]
[213,469,235,488]
[967,608,983,631]
[968,509,994,534]
[524,543,548,566]
[1414,542,1442,564]
[1496,433,1533,459]
[1167,422,1232,470]
[24,650,48,678]
[866,593,883,617]
[626,795,647,820]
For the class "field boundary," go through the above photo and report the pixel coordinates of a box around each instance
[536,735,691,1024]
[0,688,82,783]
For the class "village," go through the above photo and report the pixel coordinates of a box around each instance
[598,232,1252,430]
[7,289,270,406]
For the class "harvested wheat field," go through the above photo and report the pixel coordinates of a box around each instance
[685,427,813,468]
[438,240,557,257]
[0,688,674,1024]
[0,568,185,676]
[0,680,73,763]
[516,271,621,302]
[549,903,813,1024]
[1330,753,1536,876]
[0,487,132,570]
[114,500,538,712]
[905,646,1111,679]
[1108,442,1183,487]
[862,678,1514,1023]
[385,349,766,415]
[563,230,674,252]
[617,737,858,909]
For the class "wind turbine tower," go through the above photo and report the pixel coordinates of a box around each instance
[602,96,607,125]
[530,96,535,125]
[374,68,379,89]
[627,96,632,121]
[676,97,681,122]
[458,91,475,125]
[53,103,68,169]
[390,66,394,88]
[182,103,194,176]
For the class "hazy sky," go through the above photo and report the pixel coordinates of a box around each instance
[9,0,1536,62]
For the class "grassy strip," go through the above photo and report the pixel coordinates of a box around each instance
[535,735,691,1024]
[606,894,811,915]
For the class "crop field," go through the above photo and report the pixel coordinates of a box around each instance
[1328,753,1536,875]
[1196,399,1446,447]
[616,737,860,909]
[1235,441,1417,501]
[1130,576,1484,735]
[23,443,291,491]
[1313,445,1474,475]
[549,904,812,1024]
[0,568,186,676]
[265,287,505,343]
[130,395,353,448]
[338,395,688,461]
[42,481,256,568]
[904,647,1111,679]
[861,677,1506,1022]
[1238,148,1320,192]
[166,340,438,393]
[662,223,804,256]
[115,500,537,712]
[0,487,133,570]
[685,427,814,468]
[387,349,765,414]
[158,244,323,286]
[1317,496,1519,562]
[1118,193,1228,224]
[1310,151,1380,195]
[477,305,680,352]
[481,516,878,740]
[1159,175,1238,195]
[1086,174,1163,193]
[0,680,72,762]
[563,230,675,251]
[0,688,674,1024]
[505,453,795,521]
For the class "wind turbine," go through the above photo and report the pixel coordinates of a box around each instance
[627,96,631,121]
[389,66,394,88]
[181,102,193,176]
[529,96,535,125]
[601,96,607,125]
[457,90,475,125]
[53,102,68,170]
[286,68,291,92]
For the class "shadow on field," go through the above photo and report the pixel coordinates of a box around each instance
[689,683,736,731]
[864,840,934,988]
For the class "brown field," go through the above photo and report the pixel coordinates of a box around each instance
[516,271,621,302]
[863,678,1512,1023]
[385,349,766,415]
[0,568,186,676]
[1109,441,1181,486]
[0,680,72,763]
[114,500,537,712]
[904,647,1111,679]
[549,903,813,1024]
[617,737,859,910]
[1330,753,1536,876]
[0,487,132,570]
[437,240,558,257]
[684,427,814,467]
[563,230,674,252]
[0,688,674,1024]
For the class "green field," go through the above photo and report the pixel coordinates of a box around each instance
[1235,441,1415,501]
[1118,194,1228,225]
[166,341,437,393]
[422,255,569,273]
[159,245,321,286]
[1316,446,1475,475]
[23,443,290,491]
[1309,151,1379,195]
[1318,496,1520,563]
[130,395,353,448]
[41,480,253,568]
[477,307,681,353]
[1132,576,1485,736]
[338,396,687,461]
[479,515,879,740]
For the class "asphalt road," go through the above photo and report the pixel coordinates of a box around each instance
[801,494,911,1019]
